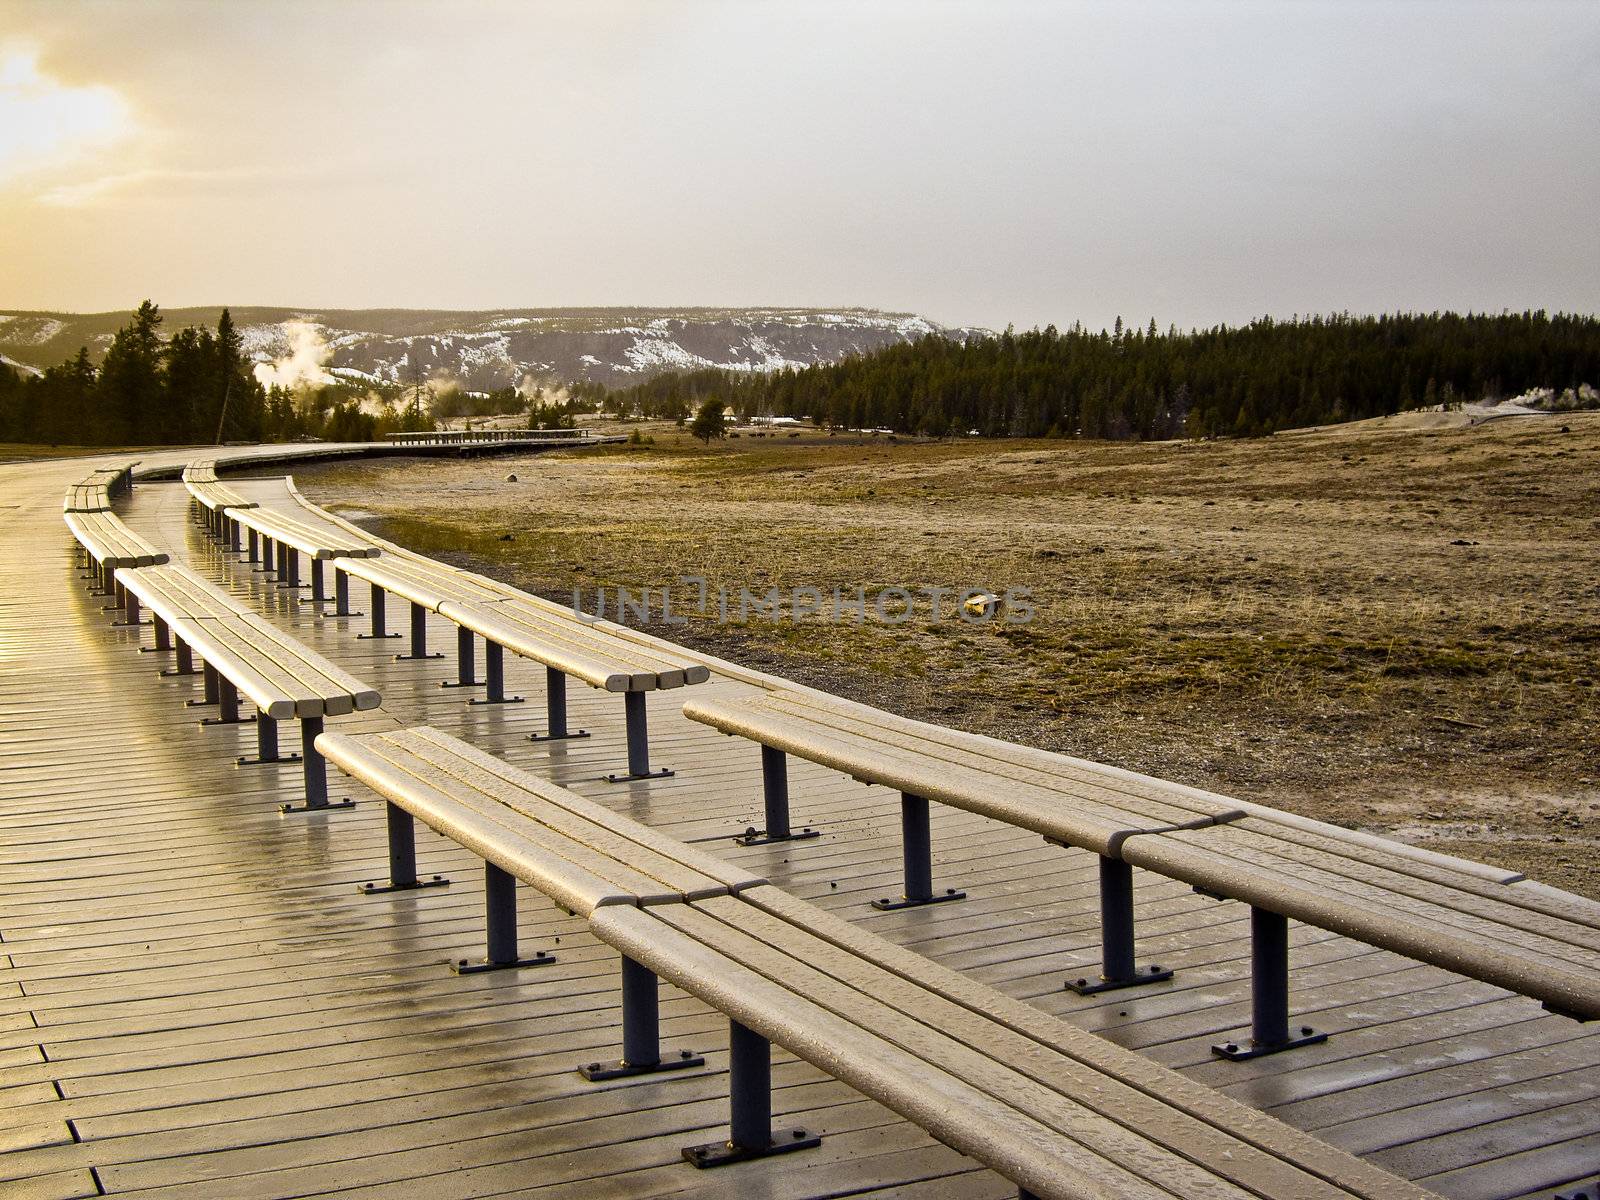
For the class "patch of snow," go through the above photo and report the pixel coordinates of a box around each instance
[0,352,43,377]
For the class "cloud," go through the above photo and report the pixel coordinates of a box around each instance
[34,164,278,208]
[0,46,133,185]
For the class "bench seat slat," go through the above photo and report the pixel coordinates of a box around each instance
[393,728,761,895]
[768,692,1247,826]
[685,693,1229,856]
[589,904,1199,1200]
[737,886,1426,1200]
[368,730,728,903]
[118,566,251,621]
[64,512,167,568]
[315,736,644,915]
[1122,833,1599,1019]
[193,616,379,717]
[1193,817,1600,959]
[338,555,515,612]
[668,896,1387,1200]
[440,600,673,692]
[229,506,380,558]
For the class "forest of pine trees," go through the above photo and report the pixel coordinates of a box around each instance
[0,301,434,447]
[598,311,1600,439]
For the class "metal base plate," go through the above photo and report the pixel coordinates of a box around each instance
[1212,1027,1327,1060]
[1065,964,1174,995]
[280,797,358,815]
[358,875,449,894]
[871,888,966,911]
[201,714,257,727]
[735,827,822,847]
[604,767,675,782]
[579,1048,704,1081]
[683,1128,821,1168]
[162,667,201,677]
[452,951,556,974]
[357,631,402,640]
[237,752,302,767]
[440,679,484,689]
[529,728,590,742]
[469,695,524,706]
[394,651,445,661]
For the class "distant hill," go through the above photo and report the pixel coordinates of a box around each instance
[0,306,982,390]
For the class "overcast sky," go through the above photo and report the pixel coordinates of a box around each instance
[1,0,1596,331]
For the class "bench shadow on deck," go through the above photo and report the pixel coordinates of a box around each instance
[0,459,1596,1200]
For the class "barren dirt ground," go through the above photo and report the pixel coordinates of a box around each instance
[299,411,1600,897]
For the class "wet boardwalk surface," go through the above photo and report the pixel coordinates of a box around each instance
[2,448,1597,1199]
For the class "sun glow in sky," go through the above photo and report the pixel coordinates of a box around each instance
[0,46,132,186]
[0,1,1596,331]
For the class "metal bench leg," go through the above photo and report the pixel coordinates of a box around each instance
[258,537,276,574]
[114,590,147,628]
[529,666,587,739]
[358,803,449,893]
[396,600,442,660]
[202,676,255,726]
[228,517,242,554]
[872,792,966,910]
[246,527,259,564]
[164,638,199,677]
[238,713,302,766]
[188,662,221,707]
[736,745,820,845]
[469,640,523,705]
[605,691,673,782]
[580,956,704,1080]
[358,584,400,639]
[442,626,484,689]
[143,614,172,654]
[1066,856,1173,995]
[1212,907,1327,1060]
[331,567,359,617]
[303,558,326,606]
[683,1020,819,1166]
[453,863,553,973]
[280,546,306,590]
[280,716,356,814]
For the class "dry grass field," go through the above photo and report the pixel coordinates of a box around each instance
[298,410,1600,897]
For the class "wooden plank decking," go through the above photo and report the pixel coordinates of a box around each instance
[1,449,1597,1199]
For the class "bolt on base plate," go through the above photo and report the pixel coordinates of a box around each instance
[682,1128,821,1168]
[871,888,966,911]
[579,1048,705,1081]
[1212,1027,1327,1060]
[358,875,450,895]
[451,950,556,975]
[1065,963,1174,995]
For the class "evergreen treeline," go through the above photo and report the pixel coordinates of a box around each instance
[598,311,1600,438]
[0,301,434,447]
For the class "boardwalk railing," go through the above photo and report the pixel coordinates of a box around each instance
[384,428,594,445]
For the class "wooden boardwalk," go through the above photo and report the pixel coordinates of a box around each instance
[2,448,1597,1200]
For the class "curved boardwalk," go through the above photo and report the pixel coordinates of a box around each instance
[2,448,1597,1199]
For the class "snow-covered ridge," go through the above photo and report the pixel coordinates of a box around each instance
[0,306,987,390]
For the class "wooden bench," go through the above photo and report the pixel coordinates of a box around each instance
[281,481,712,780]
[321,725,1430,1199]
[114,563,381,812]
[182,460,258,540]
[63,463,134,513]
[436,596,712,780]
[684,688,1600,1057]
[64,508,168,597]
[227,503,380,609]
